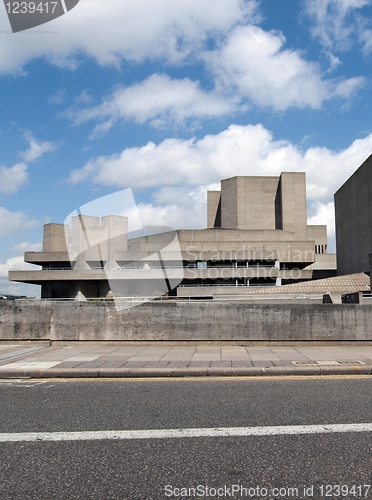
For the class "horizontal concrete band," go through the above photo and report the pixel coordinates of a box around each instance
[0,365,371,379]
[1,301,372,342]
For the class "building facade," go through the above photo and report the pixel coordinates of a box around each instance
[335,154,372,290]
[10,172,336,299]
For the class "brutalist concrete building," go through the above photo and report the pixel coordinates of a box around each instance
[10,172,337,299]
[335,154,372,290]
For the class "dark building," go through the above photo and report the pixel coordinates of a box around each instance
[335,154,372,290]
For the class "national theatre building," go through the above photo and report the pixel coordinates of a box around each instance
[10,172,337,299]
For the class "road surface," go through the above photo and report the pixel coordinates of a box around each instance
[0,376,371,499]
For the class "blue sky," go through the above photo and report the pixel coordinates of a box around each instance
[1,0,372,296]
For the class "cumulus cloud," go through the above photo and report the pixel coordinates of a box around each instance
[308,201,336,249]
[0,0,258,73]
[68,123,372,242]
[0,207,40,236]
[11,242,43,252]
[0,163,28,194]
[204,25,365,110]
[66,25,365,132]
[0,255,40,279]
[69,123,372,200]
[69,124,290,187]
[20,133,58,162]
[0,256,41,297]
[359,27,372,53]
[0,134,58,195]
[70,74,235,131]
[136,183,220,230]
[304,0,372,52]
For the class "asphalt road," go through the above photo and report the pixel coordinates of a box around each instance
[0,377,371,499]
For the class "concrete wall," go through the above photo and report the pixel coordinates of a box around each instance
[71,215,128,263]
[43,224,68,253]
[207,191,221,228]
[280,172,307,237]
[1,301,371,342]
[335,154,372,275]
[221,176,280,230]
[218,173,308,234]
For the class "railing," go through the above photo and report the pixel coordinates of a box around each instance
[11,264,277,271]
[179,283,275,287]
[11,294,324,302]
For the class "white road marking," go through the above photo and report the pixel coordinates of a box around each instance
[0,423,371,443]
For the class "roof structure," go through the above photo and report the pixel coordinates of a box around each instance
[242,273,370,295]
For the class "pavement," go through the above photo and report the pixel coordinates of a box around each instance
[0,342,372,378]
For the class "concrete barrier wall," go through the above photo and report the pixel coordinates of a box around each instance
[1,300,372,341]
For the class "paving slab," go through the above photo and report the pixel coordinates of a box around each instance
[246,347,282,362]
[0,342,371,378]
[161,347,197,361]
[191,347,221,361]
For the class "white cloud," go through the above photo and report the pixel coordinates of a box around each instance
[0,256,40,279]
[333,77,366,98]
[0,256,41,297]
[20,133,58,162]
[0,0,258,73]
[359,26,372,53]
[89,120,116,140]
[69,124,299,188]
[11,242,43,252]
[67,25,365,132]
[304,0,372,52]
[49,88,65,105]
[0,163,28,194]
[0,207,40,236]
[308,201,336,250]
[302,137,372,201]
[74,89,93,105]
[70,74,235,131]
[0,281,40,298]
[68,123,372,243]
[204,25,365,111]
[136,184,220,230]
[69,123,372,199]
[0,134,57,195]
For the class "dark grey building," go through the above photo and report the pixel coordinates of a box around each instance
[335,154,372,289]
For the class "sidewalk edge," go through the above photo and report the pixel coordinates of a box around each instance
[0,365,371,379]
